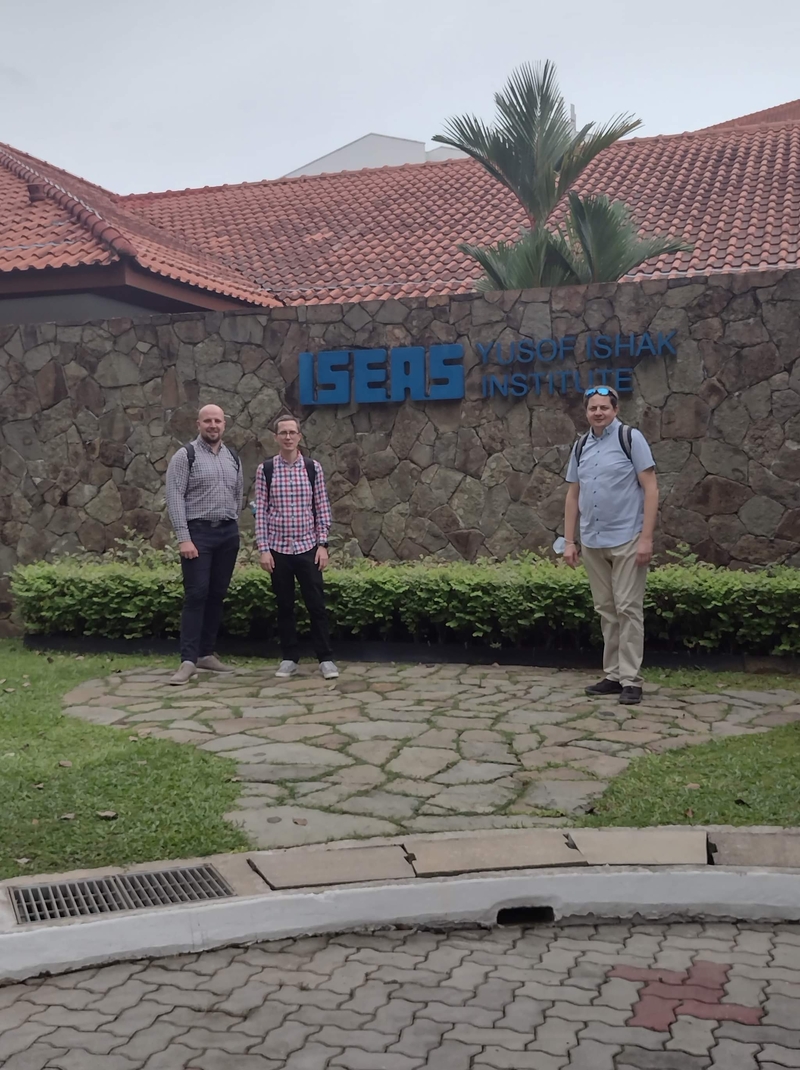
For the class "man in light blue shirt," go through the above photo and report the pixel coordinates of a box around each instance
[563,386,659,705]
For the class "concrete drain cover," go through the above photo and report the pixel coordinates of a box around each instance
[11,865,233,924]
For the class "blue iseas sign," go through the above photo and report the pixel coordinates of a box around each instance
[299,345,464,406]
[298,332,677,406]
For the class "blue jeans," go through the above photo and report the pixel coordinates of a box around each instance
[180,520,239,663]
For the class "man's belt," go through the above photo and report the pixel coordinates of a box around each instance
[188,518,237,528]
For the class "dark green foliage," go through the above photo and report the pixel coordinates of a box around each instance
[11,558,800,655]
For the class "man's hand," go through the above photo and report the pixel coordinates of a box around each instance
[564,541,580,568]
[315,546,329,571]
[260,551,275,573]
[178,540,199,560]
[636,536,653,567]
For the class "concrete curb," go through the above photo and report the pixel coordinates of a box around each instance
[3,865,800,984]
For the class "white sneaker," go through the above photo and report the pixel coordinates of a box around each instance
[275,660,298,678]
[320,660,339,680]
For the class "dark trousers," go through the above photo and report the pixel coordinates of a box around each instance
[180,520,239,663]
[270,548,333,662]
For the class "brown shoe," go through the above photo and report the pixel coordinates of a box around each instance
[196,655,235,673]
[169,661,197,685]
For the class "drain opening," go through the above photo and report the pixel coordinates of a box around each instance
[497,905,555,926]
[11,864,234,924]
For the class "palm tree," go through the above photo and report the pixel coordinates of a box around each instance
[434,61,690,288]
[461,193,691,291]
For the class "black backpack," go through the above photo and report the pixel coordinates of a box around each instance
[183,442,240,471]
[262,455,318,522]
[573,424,634,468]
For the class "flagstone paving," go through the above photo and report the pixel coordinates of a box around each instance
[60,664,800,849]
[3,920,799,1068]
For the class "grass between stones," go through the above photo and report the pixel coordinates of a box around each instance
[581,722,800,828]
[0,639,248,881]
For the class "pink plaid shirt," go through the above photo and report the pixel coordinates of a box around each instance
[254,454,332,555]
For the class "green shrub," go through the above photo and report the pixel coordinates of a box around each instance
[10,556,800,654]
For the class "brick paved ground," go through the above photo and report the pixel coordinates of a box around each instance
[62,663,800,847]
[2,921,800,1068]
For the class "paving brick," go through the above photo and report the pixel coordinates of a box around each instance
[443,1024,528,1049]
[188,1054,282,1070]
[440,961,492,992]
[249,1022,319,1060]
[231,1001,295,1037]
[764,993,800,1028]
[425,1041,482,1069]
[474,1049,567,1069]
[580,1023,666,1050]
[1,1046,69,1070]
[140,1045,202,1069]
[416,1002,501,1026]
[330,1051,423,1069]
[519,980,595,1004]
[595,977,642,1009]
[665,1015,716,1055]
[616,1049,711,1069]
[293,1006,368,1029]
[282,1042,342,1070]
[216,980,278,1015]
[543,1002,629,1025]
[717,1022,800,1045]
[37,1027,121,1055]
[530,1016,582,1056]
[564,1038,620,1068]
[50,1053,139,1070]
[111,1022,190,1061]
[708,1038,759,1067]
[759,1046,800,1067]
[314,1026,392,1052]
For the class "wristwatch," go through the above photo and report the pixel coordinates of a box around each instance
[319,541,329,548]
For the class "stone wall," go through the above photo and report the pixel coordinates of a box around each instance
[1,269,800,632]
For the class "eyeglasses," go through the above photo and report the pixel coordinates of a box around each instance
[277,430,300,437]
[584,387,617,399]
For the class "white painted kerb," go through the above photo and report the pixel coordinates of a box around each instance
[1,866,798,983]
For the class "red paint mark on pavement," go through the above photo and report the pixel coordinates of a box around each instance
[609,960,764,1031]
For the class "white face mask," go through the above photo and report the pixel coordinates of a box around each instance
[552,537,567,555]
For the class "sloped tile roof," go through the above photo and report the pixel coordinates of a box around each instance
[3,102,800,308]
[699,99,800,130]
[121,119,800,303]
[0,144,277,306]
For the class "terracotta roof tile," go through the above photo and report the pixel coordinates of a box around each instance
[699,99,800,130]
[120,120,800,303]
[0,144,276,306]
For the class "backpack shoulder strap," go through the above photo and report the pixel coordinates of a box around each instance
[618,424,634,462]
[262,457,274,495]
[574,431,591,467]
[183,442,195,470]
[304,457,317,520]
[226,445,240,471]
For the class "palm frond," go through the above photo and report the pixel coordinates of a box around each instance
[558,192,692,283]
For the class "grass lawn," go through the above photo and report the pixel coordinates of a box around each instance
[0,639,248,882]
[581,723,800,829]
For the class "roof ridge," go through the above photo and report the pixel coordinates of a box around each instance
[0,146,138,260]
[119,154,480,201]
[120,122,800,202]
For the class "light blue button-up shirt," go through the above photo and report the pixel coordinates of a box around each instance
[565,419,655,549]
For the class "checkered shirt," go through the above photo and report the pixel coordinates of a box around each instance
[254,454,332,555]
[165,436,243,543]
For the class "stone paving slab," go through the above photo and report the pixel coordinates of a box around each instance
[60,663,799,849]
[251,845,416,889]
[3,920,799,1067]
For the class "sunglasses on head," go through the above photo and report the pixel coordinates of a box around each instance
[584,387,617,398]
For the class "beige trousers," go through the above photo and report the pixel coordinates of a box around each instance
[581,535,648,687]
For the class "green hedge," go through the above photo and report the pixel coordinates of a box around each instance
[10,557,800,655]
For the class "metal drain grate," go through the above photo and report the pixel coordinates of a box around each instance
[11,865,234,924]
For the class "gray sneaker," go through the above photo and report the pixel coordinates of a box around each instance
[196,654,235,673]
[275,660,298,679]
[320,660,339,680]
[169,661,197,685]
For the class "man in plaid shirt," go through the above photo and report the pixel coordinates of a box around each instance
[255,414,338,679]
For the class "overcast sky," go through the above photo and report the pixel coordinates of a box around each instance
[1,0,796,195]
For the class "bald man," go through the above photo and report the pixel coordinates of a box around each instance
[165,405,243,684]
